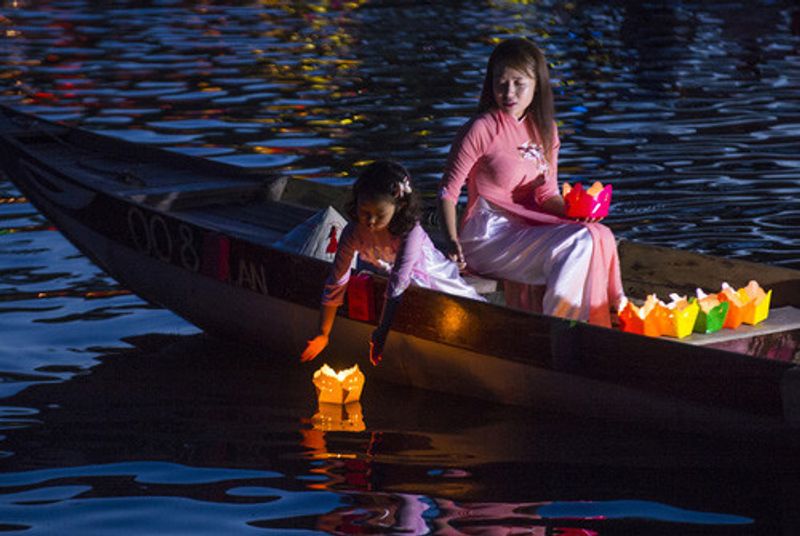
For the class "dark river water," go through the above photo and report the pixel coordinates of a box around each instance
[1,0,799,533]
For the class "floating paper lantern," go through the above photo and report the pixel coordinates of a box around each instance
[691,289,729,334]
[718,280,771,327]
[562,181,612,219]
[313,364,365,404]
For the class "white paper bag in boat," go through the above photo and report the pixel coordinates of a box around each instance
[274,206,354,266]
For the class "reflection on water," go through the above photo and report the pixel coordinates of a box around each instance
[0,334,788,533]
[1,0,800,533]
[1,0,799,265]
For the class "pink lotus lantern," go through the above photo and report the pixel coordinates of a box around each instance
[562,181,612,219]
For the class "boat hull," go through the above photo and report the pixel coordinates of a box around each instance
[1,104,799,434]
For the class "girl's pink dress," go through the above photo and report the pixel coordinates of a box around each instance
[322,221,484,306]
[439,108,624,327]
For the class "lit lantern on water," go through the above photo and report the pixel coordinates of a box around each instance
[718,280,771,327]
[562,181,612,219]
[313,364,365,405]
[691,289,729,334]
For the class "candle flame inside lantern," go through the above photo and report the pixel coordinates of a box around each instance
[313,364,365,405]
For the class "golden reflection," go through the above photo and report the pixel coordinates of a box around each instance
[0,196,27,204]
[312,401,365,432]
[251,0,367,162]
[0,288,131,302]
[438,300,468,338]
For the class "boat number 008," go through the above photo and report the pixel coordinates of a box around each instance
[127,207,199,272]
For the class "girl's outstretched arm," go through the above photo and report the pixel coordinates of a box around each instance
[301,223,358,363]
[300,304,338,362]
[370,224,424,365]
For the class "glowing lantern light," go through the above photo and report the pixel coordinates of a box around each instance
[691,289,729,334]
[313,364,365,404]
[311,402,365,432]
[718,280,771,327]
[562,181,612,219]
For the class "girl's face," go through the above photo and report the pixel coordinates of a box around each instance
[492,64,536,120]
[357,195,396,232]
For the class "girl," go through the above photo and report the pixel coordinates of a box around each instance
[438,38,624,327]
[301,160,484,366]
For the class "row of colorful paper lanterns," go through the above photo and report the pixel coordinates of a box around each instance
[618,280,772,339]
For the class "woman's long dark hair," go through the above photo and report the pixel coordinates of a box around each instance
[478,38,556,161]
[346,160,421,236]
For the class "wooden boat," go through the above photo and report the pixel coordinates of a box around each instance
[1,103,799,434]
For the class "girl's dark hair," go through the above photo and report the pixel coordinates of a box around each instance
[478,38,556,162]
[346,160,421,236]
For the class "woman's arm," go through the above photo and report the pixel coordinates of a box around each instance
[540,194,565,217]
[438,116,490,268]
[438,197,465,269]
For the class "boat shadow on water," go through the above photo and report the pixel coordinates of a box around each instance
[0,333,798,533]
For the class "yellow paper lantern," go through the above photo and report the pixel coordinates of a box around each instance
[313,364,365,404]
[663,294,700,339]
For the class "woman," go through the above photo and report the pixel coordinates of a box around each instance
[438,38,624,327]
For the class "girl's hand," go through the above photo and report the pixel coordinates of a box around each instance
[445,238,466,271]
[369,328,387,366]
[300,334,329,362]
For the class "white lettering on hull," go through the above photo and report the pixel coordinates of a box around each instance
[236,259,268,295]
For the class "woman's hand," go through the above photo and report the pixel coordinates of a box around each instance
[300,334,329,362]
[445,238,466,271]
[369,328,387,366]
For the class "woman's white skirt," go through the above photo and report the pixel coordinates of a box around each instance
[461,198,595,320]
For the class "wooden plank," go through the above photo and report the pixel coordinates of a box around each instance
[619,240,800,308]
[686,306,800,346]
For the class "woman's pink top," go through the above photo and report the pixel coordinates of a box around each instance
[439,108,624,327]
[440,108,563,226]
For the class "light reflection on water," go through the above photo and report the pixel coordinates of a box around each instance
[0,0,799,533]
